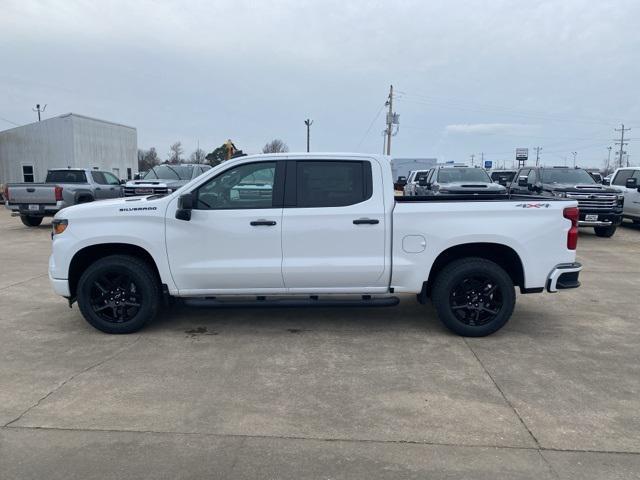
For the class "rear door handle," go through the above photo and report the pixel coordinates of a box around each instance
[353,218,379,225]
[250,220,277,226]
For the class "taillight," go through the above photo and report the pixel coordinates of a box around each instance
[563,206,579,250]
[54,185,63,202]
[2,185,8,201]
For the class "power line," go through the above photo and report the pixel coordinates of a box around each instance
[0,115,20,127]
[355,103,386,150]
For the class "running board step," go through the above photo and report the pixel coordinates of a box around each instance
[183,296,400,309]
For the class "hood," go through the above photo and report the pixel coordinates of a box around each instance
[542,183,620,193]
[125,179,187,188]
[54,195,170,220]
[439,182,506,192]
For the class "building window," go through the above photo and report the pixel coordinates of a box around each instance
[22,165,34,183]
[127,168,132,180]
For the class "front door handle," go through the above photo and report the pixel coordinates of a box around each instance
[250,220,277,226]
[353,218,379,225]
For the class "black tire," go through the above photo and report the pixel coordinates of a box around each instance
[431,257,515,337]
[20,215,43,227]
[76,255,160,334]
[594,225,617,237]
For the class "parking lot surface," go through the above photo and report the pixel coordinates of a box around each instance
[1,211,639,479]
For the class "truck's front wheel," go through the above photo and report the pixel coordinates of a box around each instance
[20,215,43,227]
[432,258,515,337]
[594,225,616,237]
[76,255,160,334]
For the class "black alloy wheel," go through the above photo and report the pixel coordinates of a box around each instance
[449,275,503,327]
[89,271,142,324]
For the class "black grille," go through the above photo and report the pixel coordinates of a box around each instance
[124,187,169,197]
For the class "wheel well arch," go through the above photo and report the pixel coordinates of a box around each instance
[68,243,161,298]
[423,242,525,298]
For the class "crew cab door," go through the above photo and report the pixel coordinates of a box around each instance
[92,171,121,200]
[165,161,286,294]
[281,158,389,292]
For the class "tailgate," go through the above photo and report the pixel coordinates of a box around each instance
[7,184,57,205]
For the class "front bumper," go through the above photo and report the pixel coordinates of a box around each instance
[546,262,582,293]
[49,255,70,297]
[7,202,63,217]
[578,211,622,228]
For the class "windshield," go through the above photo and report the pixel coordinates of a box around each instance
[143,165,194,180]
[437,168,491,183]
[541,168,596,185]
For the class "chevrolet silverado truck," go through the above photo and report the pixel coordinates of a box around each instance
[124,164,211,196]
[509,166,624,237]
[607,167,640,223]
[4,168,123,226]
[49,153,582,337]
[415,165,508,196]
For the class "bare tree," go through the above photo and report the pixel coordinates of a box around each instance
[138,147,160,172]
[262,139,289,154]
[190,148,206,164]
[168,142,184,164]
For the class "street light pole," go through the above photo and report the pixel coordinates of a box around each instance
[304,119,313,152]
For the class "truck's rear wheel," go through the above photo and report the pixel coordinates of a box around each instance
[432,258,515,337]
[76,255,160,334]
[594,225,616,237]
[20,215,43,227]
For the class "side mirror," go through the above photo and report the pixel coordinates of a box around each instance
[625,178,638,189]
[120,179,126,185]
[602,178,610,186]
[518,176,528,187]
[175,193,194,221]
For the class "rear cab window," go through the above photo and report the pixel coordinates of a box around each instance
[46,170,87,183]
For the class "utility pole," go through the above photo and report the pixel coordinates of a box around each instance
[614,124,630,169]
[32,104,47,121]
[384,85,399,155]
[470,154,475,166]
[606,146,612,173]
[534,146,542,166]
[304,118,313,152]
[480,152,484,167]
[571,151,577,168]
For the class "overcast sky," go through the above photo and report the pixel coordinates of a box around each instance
[2,0,639,168]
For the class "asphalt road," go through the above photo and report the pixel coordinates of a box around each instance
[1,211,639,479]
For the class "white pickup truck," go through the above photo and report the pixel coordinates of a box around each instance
[49,153,582,337]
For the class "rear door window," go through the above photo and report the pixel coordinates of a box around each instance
[294,161,372,208]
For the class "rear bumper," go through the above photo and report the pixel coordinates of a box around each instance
[546,262,582,293]
[6,202,64,216]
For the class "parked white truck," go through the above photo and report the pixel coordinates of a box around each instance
[49,154,582,337]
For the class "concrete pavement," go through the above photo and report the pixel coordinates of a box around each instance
[0,211,639,479]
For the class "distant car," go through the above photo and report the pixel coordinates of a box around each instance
[394,176,407,191]
[124,164,211,196]
[415,166,507,196]
[403,169,431,196]
[4,168,123,227]
[490,170,518,186]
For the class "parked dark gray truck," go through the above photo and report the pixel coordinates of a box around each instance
[509,166,624,237]
[3,168,123,226]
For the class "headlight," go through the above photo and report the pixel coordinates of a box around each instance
[52,219,68,235]
[551,191,567,198]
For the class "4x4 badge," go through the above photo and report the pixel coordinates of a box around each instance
[515,203,550,208]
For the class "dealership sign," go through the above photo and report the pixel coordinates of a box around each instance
[516,148,528,161]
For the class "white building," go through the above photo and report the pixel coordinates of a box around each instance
[0,113,137,185]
